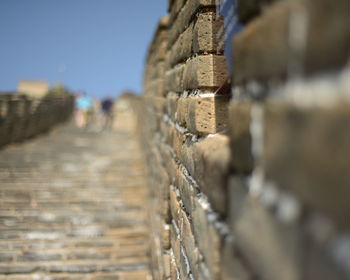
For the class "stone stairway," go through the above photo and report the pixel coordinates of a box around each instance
[0,123,152,280]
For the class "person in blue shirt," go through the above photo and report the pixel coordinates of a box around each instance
[74,92,93,128]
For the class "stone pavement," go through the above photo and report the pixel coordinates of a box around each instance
[0,123,152,280]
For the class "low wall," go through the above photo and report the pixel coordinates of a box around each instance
[0,93,74,147]
[139,0,350,279]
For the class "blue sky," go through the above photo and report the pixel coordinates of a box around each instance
[0,0,167,98]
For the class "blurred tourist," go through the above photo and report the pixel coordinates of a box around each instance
[75,92,93,128]
[101,97,114,131]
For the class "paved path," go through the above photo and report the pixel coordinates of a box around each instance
[0,122,152,280]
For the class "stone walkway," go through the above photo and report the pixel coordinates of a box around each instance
[0,123,152,280]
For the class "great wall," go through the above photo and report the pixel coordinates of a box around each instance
[1,0,350,279]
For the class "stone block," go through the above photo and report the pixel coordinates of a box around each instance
[193,12,224,54]
[193,134,231,214]
[169,22,194,67]
[183,55,228,90]
[170,222,182,276]
[179,138,196,177]
[169,0,217,46]
[145,78,166,97]
[264,102,350,227]
[144,96,166,115]
[221,237,253,280]
[163,250,171,278]
[170,185,182,223]
[187,94,229,135]
[166,92,180,122]
[178,169,197,215]
[162,222,171,250]
[192,195,223,280]
[176,96,190,127]
[180,209,200,278]
[233,0,350,85]
[173,128,187,159]
[234,194,301,280]
[232,1,290,84]
[228,101,254,173]
[165,64,185,93]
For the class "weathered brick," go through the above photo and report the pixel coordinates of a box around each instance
[193,134,231,214]
[192,196,223,280]
[180,209,200,278]
[179,138,196,177]
[162,222,171,250]
[176,96,190,127]
[169,0,216,46]
[163,250,171,278]
[170,222,182,276]
[169,22,194,67]
[193,12,224,54]
[264,102,350,227]
[165,64,185,93]
[170,185,182,223]
[228,101,254,173]
[221,237,253,280]
[173,128,187,159]
[166,92,179,121]
[177,169,197,215]
[145,78,166,97]
[187,94,229,135]
[234,194,301,280]
[183,55,228,90]
[146,16,169,65]
[143,96,166,115]
[233,0,350,84]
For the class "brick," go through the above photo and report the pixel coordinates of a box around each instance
[173,128,187,159]
[228,101,254,173]
[170,185,182,223]
[179,138,196,177]
[146,17,169,64]
[169,0,216,46]
[192,196,223,280]
[193,12,224,54]
[143,96,166,115]
[180,209,200,278]
[221,237,253,280]
[169,22,194,67]
[165,64,185,93]
[169,0,186,24]
[163,250,171,278]
[183,55,228,90]
[162,222,171,250]
[166,92,179,121]
[193,134,231,214]
[145,78,166,97]
[177,169,197,215]
[233,0,350,84]
[176,96,190,127]
[264,102,350,227]
[232,1,290,84]
[170,222,182,276]
[187,94,229,135]
[234,194,301,280]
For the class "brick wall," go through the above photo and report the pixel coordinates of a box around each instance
[140,0,350,279]
[0,93,74,147]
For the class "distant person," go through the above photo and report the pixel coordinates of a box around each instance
[101,97,114,131]
[75,93,93,128]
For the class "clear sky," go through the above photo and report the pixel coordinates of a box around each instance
[0,0,167,98]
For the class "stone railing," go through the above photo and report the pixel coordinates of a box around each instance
[138,0,350,279]
[0,93,74,147]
